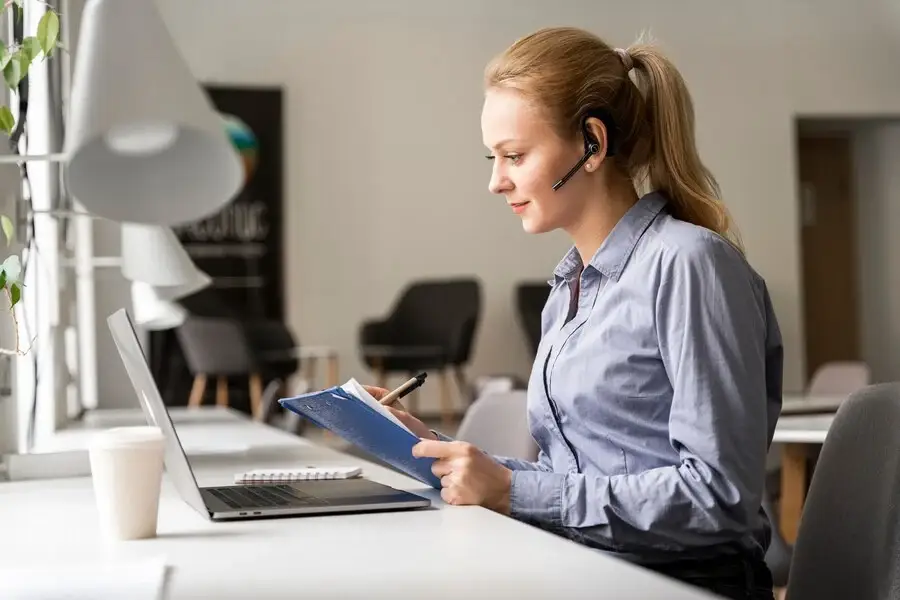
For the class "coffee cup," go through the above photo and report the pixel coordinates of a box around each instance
[88,426,165,541]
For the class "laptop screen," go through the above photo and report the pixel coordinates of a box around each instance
[106,308,208,517]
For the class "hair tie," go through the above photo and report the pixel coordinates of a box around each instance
[614,48,634,73]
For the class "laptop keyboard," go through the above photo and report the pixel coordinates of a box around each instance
[208,485,327,510]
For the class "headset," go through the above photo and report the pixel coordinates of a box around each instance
[551,110,619,191]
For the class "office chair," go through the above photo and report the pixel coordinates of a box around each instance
[515,282,551,357]
[785,382,900,599]
[359,277,481,427]
[455,390,537,461]
[175,315,265,420]
[806,360,871,396]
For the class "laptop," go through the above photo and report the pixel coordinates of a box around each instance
[106,308,431,521]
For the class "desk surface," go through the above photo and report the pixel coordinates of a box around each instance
[773,413,833,444]
[0,408,712,599]
[780,393,844,415]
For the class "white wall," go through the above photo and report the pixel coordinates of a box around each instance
[92,0,900,412]
[854,122,900,383]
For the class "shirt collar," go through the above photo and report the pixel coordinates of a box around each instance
[552,192,668,283]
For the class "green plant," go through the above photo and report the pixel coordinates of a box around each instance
[0,0,61,355]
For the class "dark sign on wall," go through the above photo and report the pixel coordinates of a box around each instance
[176,85,285,320]
[149,85,285,406]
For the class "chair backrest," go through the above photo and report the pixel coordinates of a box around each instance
[786,382,900,600]
[389,278,481,365]
[455,391,538,461]
[242,319,300,380]
[175,316,256,376]
[515,282,551,356]
[807,360,871,395]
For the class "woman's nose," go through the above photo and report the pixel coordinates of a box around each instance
[488,164,513,195]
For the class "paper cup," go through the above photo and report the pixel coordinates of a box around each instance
[88,426,165,541]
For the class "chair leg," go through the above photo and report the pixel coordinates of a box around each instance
[188,374,207,408]
[216,376,229,408]
[405,372,419,415]
[249,373,263,420]
[374,358,386,389]
[439,369,454,429]
[303,355,318,392]
[452,366,472,404]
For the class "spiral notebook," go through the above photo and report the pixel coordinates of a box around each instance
[234,466,362,484]
[278,378,441,489]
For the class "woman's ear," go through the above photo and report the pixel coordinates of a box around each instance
[582,116,610,170]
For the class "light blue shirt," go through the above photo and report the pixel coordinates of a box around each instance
[455,192,784,563]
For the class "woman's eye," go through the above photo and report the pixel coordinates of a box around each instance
[484,153,522,164]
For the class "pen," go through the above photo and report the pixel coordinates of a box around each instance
[379,372,428,407]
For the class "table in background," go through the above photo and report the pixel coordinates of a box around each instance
[781,394,844,415]
[773,410,834,544]
[0,407,716,599]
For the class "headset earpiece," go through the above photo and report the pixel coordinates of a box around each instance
[551,131,602,191]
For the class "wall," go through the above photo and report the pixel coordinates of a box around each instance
[854,122,900,383]
[91,0,900,412]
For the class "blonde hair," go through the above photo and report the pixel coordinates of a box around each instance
[484,27,743,252]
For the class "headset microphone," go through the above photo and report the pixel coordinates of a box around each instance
[551,140,600,191]
[552,111,619,191]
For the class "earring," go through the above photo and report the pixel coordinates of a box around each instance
[585,162,594,172]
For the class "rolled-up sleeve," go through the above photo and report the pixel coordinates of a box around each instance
[508,236,773,548]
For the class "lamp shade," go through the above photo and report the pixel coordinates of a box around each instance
[131,281,188,331]
[65,0,242,226]
[120,223,210,289]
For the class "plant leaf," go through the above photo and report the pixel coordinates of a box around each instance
[1,254,21,283]
[0,214,13,245]
[37,11,60,57]
[0,270,5,290]
[0,45,8,71]
[21,36,40,62]
[9,282,19,306]
[0,106,13,135]
[3,53,22,89]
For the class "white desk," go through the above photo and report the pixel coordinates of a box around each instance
[780,393,844,415]
[0,407,714,599]
[773,413,833,445]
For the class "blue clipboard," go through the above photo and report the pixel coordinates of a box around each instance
[278,387,440,489]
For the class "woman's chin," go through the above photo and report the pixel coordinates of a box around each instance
[521,215,552,234]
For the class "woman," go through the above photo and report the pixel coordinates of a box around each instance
[368,26,783,599]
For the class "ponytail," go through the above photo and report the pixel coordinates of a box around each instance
[627,41,743,252]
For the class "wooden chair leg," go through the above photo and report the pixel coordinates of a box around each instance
[303,355,318,391]
[216,376,229,408]
[188,374,207,408]
[403,372,419,415]
[452,366,472,404]
[374,357,386,389]
[439,369,454,429]
[327,353,339,387]
[249,373,263,420]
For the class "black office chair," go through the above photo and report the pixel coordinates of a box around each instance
[515,282,551,357]
[359,277,481,426]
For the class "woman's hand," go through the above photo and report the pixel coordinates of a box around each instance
[362,385,437,441]
[412,439,512,514]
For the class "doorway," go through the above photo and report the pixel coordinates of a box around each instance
[795,127,860,383]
